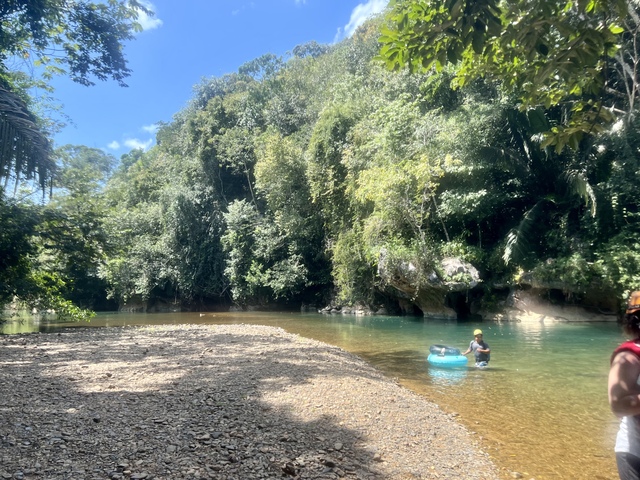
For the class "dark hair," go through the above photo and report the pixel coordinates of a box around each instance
[623,312,640,338]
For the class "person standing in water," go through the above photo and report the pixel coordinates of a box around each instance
[462,329,491,367]
[609,290,640,479]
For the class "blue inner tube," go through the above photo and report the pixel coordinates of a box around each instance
[427,353,468,368]
[429,344,461,356]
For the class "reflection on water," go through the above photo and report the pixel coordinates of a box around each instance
[427,365,468,385]
[0,311,623,479]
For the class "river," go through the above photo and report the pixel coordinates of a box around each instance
[1,311,622,479]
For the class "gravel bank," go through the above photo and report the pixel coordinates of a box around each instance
[0,324,500,479]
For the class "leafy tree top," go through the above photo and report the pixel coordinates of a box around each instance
[0,0,150,87]
[378,0,629,151]
[0,0,151,191]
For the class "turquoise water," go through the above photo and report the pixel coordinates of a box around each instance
[1,311,624,479]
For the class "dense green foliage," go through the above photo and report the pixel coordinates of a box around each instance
[0,0,148,193]
[0,1,148,319]
[0,0,147,86]
[3,2,640,317]
[379,0,629,151]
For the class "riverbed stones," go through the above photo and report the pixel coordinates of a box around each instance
[0,324,499,479]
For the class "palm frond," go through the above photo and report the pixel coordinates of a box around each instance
[481,146,532,177]
[0,87,54,191]
[565,169,597,217]
[503,200,549,265]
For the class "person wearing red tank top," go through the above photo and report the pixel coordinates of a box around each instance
[610,290,640,479]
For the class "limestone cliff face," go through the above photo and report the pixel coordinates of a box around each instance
[378,255,481,319]
[479,284,618,324]
[377,252,618,322]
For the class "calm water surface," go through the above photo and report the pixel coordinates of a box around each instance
[1,311,624,479]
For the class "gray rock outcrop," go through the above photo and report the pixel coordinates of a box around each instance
[378,253,480,319]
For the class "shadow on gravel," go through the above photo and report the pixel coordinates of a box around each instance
[0,326,421,480]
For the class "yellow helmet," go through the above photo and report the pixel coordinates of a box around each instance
[473,329,483,336]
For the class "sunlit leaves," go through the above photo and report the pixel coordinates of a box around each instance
[0,0,148,87]
[254,131,308,220]
[306,106,356,234]
[379,0,630,150]
[221,199,309,304]
[356,157,443,222]
[0,0,150,198]
[53,145,116,196]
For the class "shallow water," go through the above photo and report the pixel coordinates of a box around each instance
[1,311,623,479]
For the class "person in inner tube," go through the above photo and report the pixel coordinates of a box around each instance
[462,329,490,367]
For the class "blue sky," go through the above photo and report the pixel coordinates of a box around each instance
[45,0,389,156]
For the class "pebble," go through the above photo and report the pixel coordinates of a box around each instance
[0,325,499,479]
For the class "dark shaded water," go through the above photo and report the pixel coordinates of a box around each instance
[1,311,623,479]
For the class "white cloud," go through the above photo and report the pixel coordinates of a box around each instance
[107,126,156,152]
[336,0,388,41]
[136,1,163,31]
[124,138,154,151]
[232,2,256,16]
[141,123,159,134]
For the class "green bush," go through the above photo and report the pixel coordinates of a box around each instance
[594,232,640,303]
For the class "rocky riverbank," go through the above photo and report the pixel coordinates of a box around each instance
[0,324,500,479]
